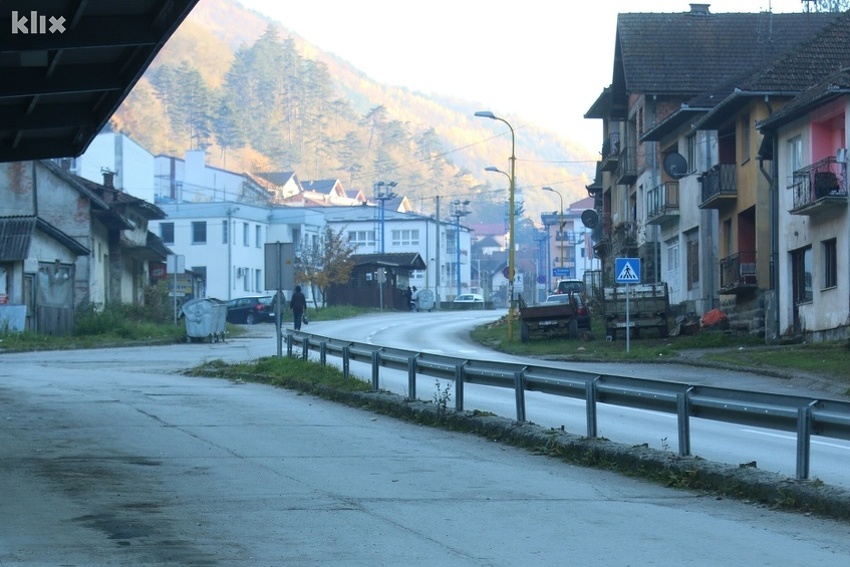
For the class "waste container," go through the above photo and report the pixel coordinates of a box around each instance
[414,289,435,312]
[182,298,227,343]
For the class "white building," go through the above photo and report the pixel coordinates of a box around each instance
[321,205,473,303]
[63,130,157,204]
[150,202,324,301]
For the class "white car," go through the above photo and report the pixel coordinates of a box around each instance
[453,293,484,304]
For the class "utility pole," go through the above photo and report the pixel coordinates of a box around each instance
[435,196,441,310]
[451,200,471,295]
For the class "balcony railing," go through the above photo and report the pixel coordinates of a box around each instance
[600,132,621,172]
[719,251,758,294]
[615,146,637,185]
[646,181,680,225]
[699,163,737,208]
[789,156,848,216]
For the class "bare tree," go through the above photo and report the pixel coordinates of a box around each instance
[295,226,357,308]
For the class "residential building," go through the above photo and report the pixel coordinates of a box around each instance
[585,5,841,330]
[539,196,601,293]
[150,202,324,301]
[758,67,850,341]
[0,160,168,332]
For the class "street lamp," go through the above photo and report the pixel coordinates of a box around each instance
[476,110,517,340]
[374,181,397,254]
[542,186,565,270]
[451,199,471,295]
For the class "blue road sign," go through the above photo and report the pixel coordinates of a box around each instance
[615,257,641,284]
[553,267,571,277]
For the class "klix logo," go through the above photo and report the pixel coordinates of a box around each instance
[11,11,66,34]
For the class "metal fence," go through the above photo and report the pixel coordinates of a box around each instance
[285,332,850,481]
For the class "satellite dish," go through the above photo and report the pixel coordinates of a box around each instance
[581,209,599,229]
[663,152,688,179]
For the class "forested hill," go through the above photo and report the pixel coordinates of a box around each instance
[110,0,596,224]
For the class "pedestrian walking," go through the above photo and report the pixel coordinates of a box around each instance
[290,285,308,330]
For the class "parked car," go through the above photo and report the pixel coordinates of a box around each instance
[545,293,591,330]
[554,279,586,296]
[453,293,484,304]
[226,295,276,325]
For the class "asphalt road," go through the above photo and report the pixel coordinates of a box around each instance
[2,315,850,565]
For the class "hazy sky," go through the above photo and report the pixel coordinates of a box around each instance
[237,1,813,154]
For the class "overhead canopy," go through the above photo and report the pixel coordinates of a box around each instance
[0,0,200,163]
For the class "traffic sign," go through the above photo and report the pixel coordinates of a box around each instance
[553,267,571,277]
[615,257,640,284]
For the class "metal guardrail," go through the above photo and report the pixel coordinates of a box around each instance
[285,332,850,481]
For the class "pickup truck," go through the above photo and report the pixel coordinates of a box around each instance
[518,294,581,342]
[603,283,669,340]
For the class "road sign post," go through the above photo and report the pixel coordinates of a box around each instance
[615,258,641,353]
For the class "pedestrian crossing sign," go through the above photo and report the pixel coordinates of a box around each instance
[615,257,641,283]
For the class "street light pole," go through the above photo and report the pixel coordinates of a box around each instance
[451,199,471,295]
[542,186,564,270]
[374,181,397,254]
[476,110,516,340]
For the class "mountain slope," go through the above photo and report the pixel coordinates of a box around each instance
[111,0,596,224]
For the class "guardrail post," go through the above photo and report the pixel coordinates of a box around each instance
[342,345,350,379]
[301,336,309,360]
[796,402,816,480]
[371,350,380,391]
[677,389,693,456]
[319,341,327,365]
[285,331,293,357]
[586,377,599,438]
[455,363,465,412]
[407,356,418,401]
[514,370,526,423]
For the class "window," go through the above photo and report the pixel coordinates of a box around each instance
[791,246,813,303]
[348,230,375,247]
[741,113,750,163]
[243,222,249,246]
[823,238,837,289]
[685,230,699,291]
[686,134,697,173]
[191,221,206,244]
[255,225,262,248]
[391,229,420,246]
[222,220,228,244]
[160,222,174,244]
[788,136,803,177]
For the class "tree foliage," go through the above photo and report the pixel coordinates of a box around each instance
[295,227,357,308]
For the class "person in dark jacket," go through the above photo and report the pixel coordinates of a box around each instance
[290,285,308,330]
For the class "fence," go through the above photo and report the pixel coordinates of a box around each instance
[285,331,850,481]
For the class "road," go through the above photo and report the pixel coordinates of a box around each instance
[298,310,850,490]
[2,313,850,565]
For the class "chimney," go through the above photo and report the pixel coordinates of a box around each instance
[101,168,115,189]
[690,3,711,14]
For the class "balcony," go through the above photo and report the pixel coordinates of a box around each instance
[698,163,737,209]
[615,146,637,185]
[646,181,679,225]
[719,251,758,294]
[600,132,620,172]
[789,156,848,217]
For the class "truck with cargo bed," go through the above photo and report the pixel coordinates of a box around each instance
[603,283,669,340]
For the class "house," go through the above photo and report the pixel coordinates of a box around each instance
[150,201,325,302]
[758,66,850,341]
[539,196,601,293]
[585,4,841,327]
[0,160,168,332]
[0,216,89,334]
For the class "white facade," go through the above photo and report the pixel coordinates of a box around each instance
[150,202,325,301]
[155,150,259,204]
[321,206,473,302]
[772,105,850,339]
[70,131,156,203]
